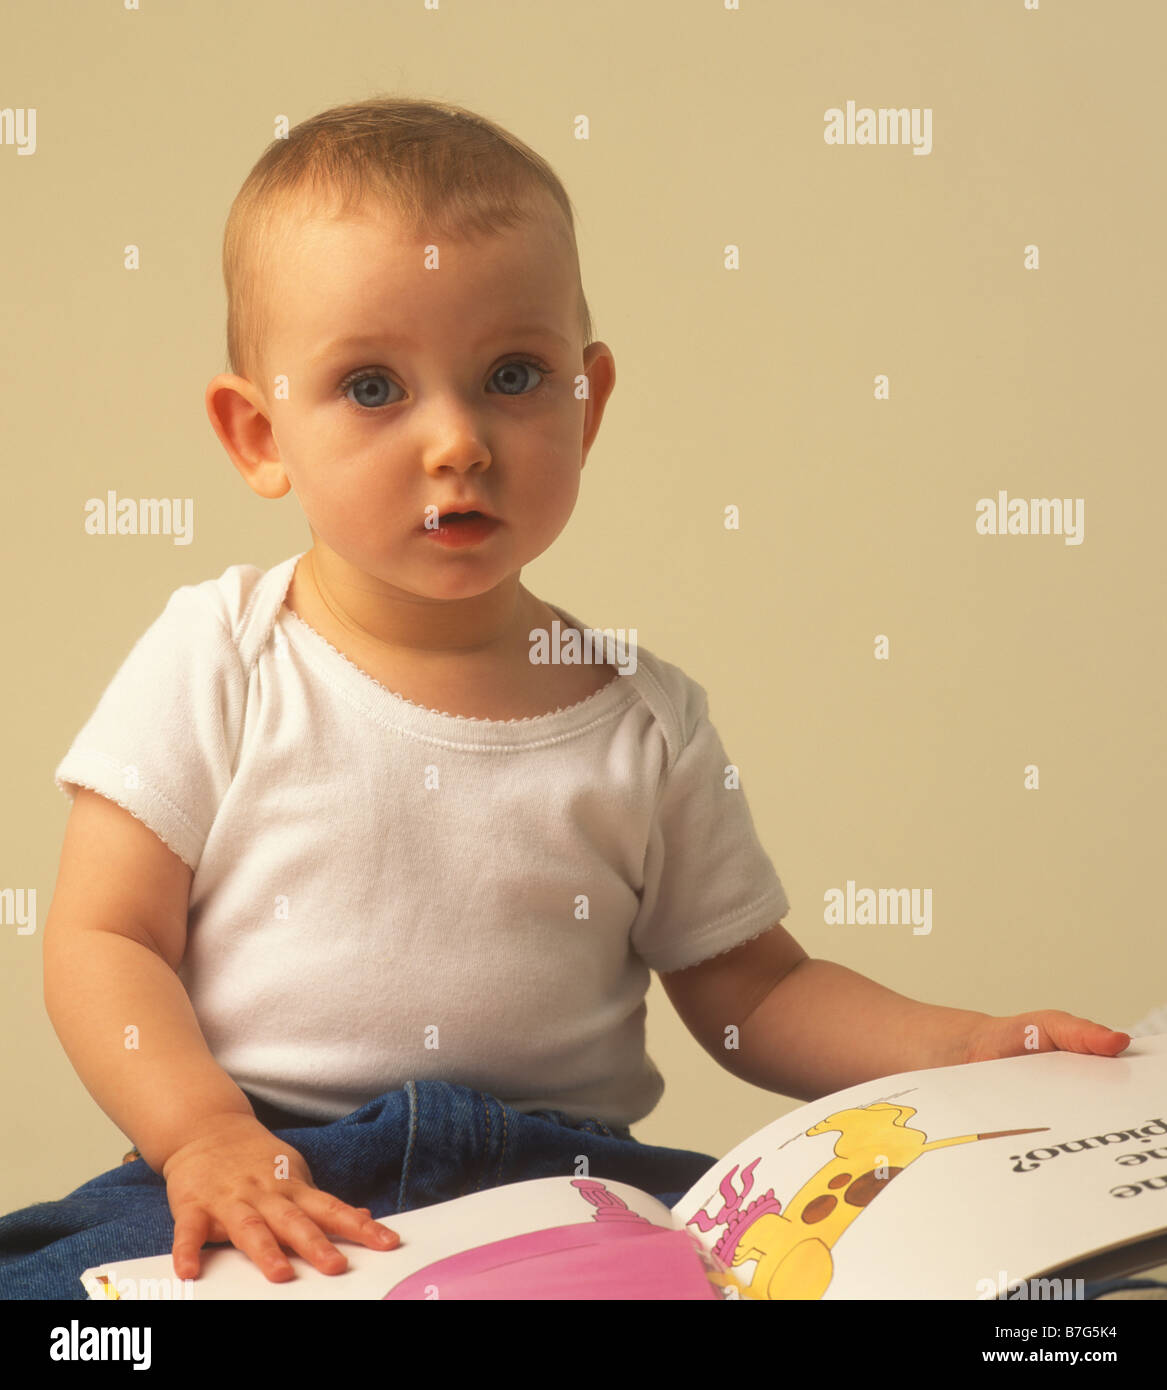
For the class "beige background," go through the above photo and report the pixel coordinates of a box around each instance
[2,0,1164,1221]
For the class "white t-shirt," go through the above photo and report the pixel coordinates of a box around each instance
[53,553,791,1127]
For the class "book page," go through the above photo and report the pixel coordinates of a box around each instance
[673,1034,1167,1300]
[81,1175,715,1301]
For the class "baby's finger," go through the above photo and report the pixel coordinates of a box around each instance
[220,1202,297,1282]
[172,1207,211,1280]
[254,1195,350,1275]
[297,1189,400,1251]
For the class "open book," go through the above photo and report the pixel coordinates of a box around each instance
[83,1035,1167,1300]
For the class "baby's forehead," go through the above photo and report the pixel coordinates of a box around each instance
[255,192,582,355]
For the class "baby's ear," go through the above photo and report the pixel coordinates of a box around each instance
[579,343,616,459]
[204,374,291,499]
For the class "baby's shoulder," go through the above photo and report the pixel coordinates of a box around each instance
[155,557,291,669]
[625,644,712,765]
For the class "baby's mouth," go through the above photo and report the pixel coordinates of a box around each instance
[417,506,500,536]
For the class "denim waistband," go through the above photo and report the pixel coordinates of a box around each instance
[243,1090,635,1143]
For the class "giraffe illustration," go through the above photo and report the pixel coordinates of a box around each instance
[688,1102,1047,1300]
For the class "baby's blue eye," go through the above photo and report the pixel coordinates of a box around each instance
[490,361,544,396]
[339,358,550,411]
[346,374,394,409]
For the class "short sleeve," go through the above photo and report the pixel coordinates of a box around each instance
[53,582,246,872]
[631,680,790,973]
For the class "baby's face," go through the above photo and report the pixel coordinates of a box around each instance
[252,202,610,606]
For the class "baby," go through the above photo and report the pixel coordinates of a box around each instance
[40,97,1128,1289]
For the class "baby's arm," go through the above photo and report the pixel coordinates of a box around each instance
[661,922,1129,1101]
[42,789,397,1280]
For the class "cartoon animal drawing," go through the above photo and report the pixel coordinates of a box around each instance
[687,1102,1047,1300]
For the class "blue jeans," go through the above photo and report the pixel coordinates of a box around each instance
[0,1081,717,1300]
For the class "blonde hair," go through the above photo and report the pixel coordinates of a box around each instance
[220,95,595,384]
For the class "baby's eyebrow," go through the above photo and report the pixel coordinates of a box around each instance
[310,326,570,366]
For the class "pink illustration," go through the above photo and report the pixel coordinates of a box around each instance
[686,1157,784,1267]
[382,1178,730,1299]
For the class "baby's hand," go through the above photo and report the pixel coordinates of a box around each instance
[962,1009,1131,1065]
[161,1111,399,1282]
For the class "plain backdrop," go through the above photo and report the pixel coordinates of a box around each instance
[2,0,1164,1217]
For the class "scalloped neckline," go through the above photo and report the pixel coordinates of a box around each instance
[279,599,622,728]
